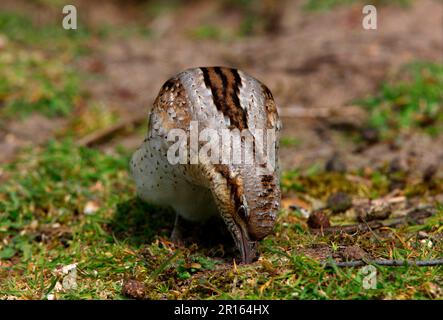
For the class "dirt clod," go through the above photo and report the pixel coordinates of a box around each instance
[340,245,367,261]
[307,211,331,229]
[121,279,147,300]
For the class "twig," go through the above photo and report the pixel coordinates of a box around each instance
[323,259,443,268]
[311,221,383,235]
[351,194,406,207]
[76,113,146,147]
[310,207,435,235]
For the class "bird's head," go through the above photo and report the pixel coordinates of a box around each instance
[212,164,280,264]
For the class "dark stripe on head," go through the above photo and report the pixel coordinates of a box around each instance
[214,67,228,90]
[200,67,248,130]
[201,67,224,120]
[201,67,212,92]
[231,69,242,92]
[221,68,247,130]
[229,69,243,118]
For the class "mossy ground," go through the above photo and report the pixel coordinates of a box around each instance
[1,140,442,299]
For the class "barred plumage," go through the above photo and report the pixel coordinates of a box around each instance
[131,67,282,263]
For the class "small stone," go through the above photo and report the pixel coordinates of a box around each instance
[53,264,77,291]
[62,272,77,290]
[121,279,147,300]
[84,201,99,215]
[307,211,331,229]
[420,239,433,249]
[327,192,352,214]
[54,263,77,276]
[357,201,391,222]
[62,263,77,274]
[417,231,429,239]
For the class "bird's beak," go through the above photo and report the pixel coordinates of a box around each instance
[238,226,258,264]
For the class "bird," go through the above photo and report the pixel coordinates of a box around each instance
[130,66,281,263]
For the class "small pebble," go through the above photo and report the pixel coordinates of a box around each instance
[417,231,429,239]
[327,192,352,214]
[357,201,391,222]
[84,201,100,215]
[420,239,433,249]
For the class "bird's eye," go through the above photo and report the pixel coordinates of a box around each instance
[237,205,248,220]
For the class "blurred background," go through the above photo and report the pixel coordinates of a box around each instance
[0,0,441,175]
[0,0,443,300]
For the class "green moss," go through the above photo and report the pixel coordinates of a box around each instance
[358,62,443,139]
[0,11,89,120]
[282,170,368,199]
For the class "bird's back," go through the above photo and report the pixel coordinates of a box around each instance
[152,67,280,133]
[132,66,281,221]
